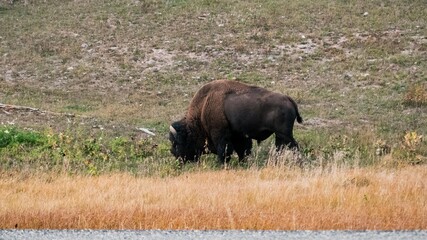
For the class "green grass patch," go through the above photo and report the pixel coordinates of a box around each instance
[0,127,45,148]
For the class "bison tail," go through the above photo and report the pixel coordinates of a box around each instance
[296,112,303,124]
[289,97,303,124]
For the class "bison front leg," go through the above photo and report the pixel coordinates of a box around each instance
[218,143,234,164]
[210,128,234,164]
[216,136,235,164]
[232,135,252,161]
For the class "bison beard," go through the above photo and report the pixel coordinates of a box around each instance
[169,80,302,163]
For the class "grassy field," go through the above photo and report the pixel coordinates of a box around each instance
[0,0,426,230]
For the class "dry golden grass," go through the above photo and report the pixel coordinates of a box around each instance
[1,165,426,230]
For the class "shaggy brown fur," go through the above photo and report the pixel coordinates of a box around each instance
[194,80,250,149]
[170,80,248,161]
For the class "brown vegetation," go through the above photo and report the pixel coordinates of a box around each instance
[1,165,426,230]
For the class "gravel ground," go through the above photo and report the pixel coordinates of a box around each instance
[0,230,426,240]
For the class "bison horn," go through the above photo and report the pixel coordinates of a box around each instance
[169,125,177,136]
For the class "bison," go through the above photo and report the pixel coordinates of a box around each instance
[169,80,302,163]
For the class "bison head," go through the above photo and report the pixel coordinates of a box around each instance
[169,120,199,162]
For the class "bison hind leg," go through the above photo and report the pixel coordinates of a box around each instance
[275,134,299,152]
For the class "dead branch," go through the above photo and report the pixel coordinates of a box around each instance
[0,103,75,117]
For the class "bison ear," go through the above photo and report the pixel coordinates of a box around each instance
[170,125,177,137]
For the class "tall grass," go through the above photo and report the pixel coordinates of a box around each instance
[1,126,425,176]
[1,165,425,230]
